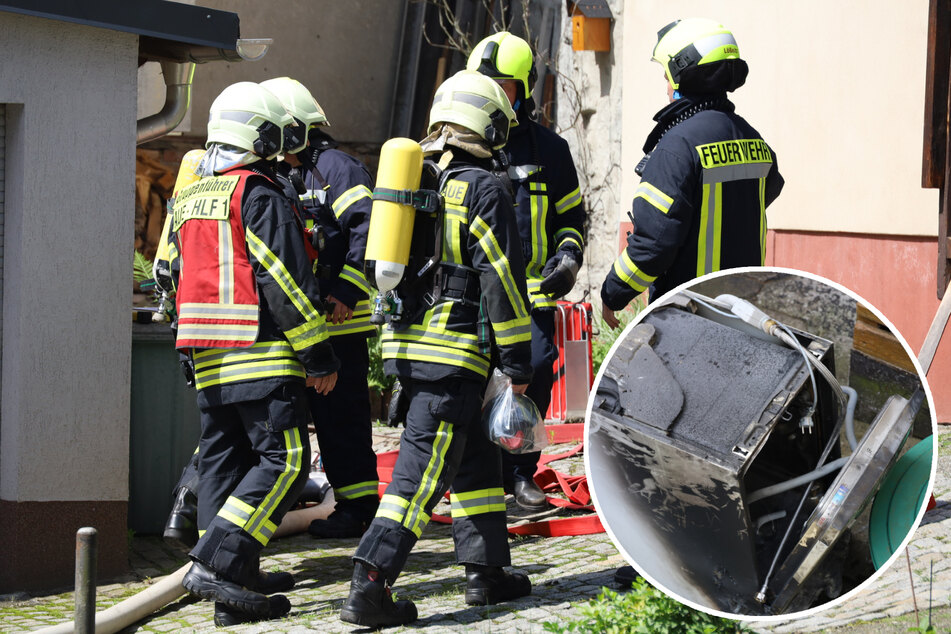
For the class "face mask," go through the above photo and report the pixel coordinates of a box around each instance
[513,98,522,112]
[672,90,682,100]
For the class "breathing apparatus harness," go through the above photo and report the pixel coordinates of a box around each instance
[370,150,507,328]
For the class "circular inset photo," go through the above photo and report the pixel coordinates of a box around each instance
[585,268,936,619]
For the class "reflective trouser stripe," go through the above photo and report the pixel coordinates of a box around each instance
[403,420,453,537]
[217,495,255,530]
[449,487,506,518]
[376,493,410,524]
[243,427,304,546]
[336,480,380,500]
[697,182,723,277]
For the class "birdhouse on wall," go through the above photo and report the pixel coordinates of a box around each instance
[569,0,612,52]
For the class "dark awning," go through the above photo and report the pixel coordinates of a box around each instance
[0,0,241,62]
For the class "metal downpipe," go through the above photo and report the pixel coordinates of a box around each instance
[136,61,196,146]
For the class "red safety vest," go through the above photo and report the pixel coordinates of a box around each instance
[172,168,263,350]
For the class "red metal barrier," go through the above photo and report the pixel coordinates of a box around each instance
[546,301,594,422]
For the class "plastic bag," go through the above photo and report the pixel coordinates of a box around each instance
[481,369,548,454]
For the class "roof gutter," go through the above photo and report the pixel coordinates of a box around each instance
[135,38,271,146]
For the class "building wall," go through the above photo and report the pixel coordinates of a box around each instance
[0,12,136,591]
[620,1,938,236]
[616,3,948,421]
[141,0,406,146]
[767,230,951,420]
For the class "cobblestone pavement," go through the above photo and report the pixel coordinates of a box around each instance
[0,428,627,633]
[1,427,948,633]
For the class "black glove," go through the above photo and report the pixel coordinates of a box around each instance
[538,250,581,298]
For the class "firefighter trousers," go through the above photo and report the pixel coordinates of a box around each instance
[353,376,509,585]
[190,381,311,586]
[308,334,379,521]
[503,308,556,486]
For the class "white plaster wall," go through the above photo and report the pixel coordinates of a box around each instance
[553,0,625,305]
[621,1,937,237]
[0,13,136,501]
[153,0,405,145]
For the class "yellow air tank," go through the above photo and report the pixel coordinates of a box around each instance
[155,148,206,265]
[365,137,423,292]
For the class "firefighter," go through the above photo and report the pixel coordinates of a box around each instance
[340,70,533,628]
[467,32,586,511]
[601,18,784,326]
[168,81,339,626]
[260,77,380,538]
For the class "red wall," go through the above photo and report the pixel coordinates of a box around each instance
[613,223,949,421]
[767,230,949,421]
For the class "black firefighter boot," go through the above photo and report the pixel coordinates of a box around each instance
[464,564,532,606]
[182,561,275,618]
[339,562,417,627]
[163,485,199,549]
[213,595,292,628]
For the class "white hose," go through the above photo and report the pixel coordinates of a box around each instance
[747,456,849,504]
[841,385,859,450]
[32,493,337,633]
[33,564,188,634]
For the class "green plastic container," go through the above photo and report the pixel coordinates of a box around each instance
[129,322,201,534]
[868,435,933,569]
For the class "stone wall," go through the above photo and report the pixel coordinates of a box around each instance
[551,0,624,310]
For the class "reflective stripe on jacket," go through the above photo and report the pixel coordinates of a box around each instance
[300,148,376,338]
[382,156,533,384]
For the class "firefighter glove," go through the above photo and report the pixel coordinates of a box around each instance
[539,250,581,298]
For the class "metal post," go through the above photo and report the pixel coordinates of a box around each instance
[74,527,97,634]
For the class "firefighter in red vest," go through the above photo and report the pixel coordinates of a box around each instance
[167,81,339,626]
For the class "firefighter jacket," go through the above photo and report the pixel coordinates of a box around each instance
[298,132,376,338]
[168,164,339,401]
[382,152,533,384]
[504,115,585,309]
[601,96,784,308]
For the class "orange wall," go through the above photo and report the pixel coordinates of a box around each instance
[613,224,949,421]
